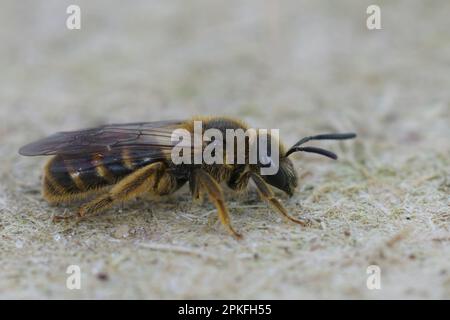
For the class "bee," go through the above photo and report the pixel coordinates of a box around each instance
[19,117,356,239]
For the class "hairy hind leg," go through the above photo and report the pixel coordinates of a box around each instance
[53,162,166,221]
[42,158,108,205]
[191,169,242,239]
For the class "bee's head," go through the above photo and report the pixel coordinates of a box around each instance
[261,132,356,196]
[262,155,298,196]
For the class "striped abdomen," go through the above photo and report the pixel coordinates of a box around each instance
[43,152,155,202]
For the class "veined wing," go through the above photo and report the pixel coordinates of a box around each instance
[18,121,187,157]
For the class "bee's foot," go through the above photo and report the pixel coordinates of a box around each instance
[298,217,321,228]
[52,212,83,223]
[52,214,74,223]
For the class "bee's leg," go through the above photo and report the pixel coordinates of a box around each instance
[192,169,242,239]
[226,165,247,191]
[52,213,77,222]
[189,173,202,202]
[249,172,307,226]
[74,162,166,219]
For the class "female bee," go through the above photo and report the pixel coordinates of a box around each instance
[19,117,356,239]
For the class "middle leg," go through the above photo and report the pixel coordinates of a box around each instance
[191,169,242,239]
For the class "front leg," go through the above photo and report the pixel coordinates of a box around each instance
[234,170,308,226]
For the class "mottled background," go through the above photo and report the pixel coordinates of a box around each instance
[0,0,449,299]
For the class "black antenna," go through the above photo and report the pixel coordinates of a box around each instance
[285,132,356,159]
[287,146,338,159]
[291,133,356,148]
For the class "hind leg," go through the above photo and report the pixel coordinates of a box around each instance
[42,160,107,205]
[53,162,167,221]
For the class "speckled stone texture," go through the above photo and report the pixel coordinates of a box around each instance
[0,0,449,299]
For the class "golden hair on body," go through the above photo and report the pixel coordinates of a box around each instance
[19,117,356,239]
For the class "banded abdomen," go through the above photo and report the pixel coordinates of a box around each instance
[43,151,158,203]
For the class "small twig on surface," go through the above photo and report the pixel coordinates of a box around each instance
[386,227,413,248]
[137,242,225,262]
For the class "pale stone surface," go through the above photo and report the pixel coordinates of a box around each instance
[0,0,449,299]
